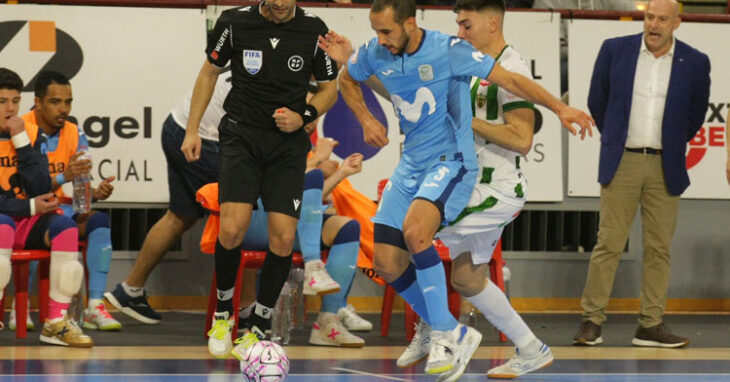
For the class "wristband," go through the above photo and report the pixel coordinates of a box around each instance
[29,198,36,216]
[55,172,66,185]
[11,131,31,148]
[299,104,319,126]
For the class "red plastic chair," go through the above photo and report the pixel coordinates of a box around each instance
[0,250,51,339]
[204,250,306,339]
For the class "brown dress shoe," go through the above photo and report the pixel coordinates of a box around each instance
[573,320,603,346]
[632,323,689,348]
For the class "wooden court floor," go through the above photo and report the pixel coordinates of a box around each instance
[1,345,730,381]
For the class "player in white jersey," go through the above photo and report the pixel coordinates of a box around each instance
[437,0,554,378]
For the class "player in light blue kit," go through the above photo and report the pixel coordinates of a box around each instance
[320,0,593,380]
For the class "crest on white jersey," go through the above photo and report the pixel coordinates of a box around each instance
[243,50,263,75]
[418,64,433,81]
[391,87,436,123]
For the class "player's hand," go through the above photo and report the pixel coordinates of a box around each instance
[181,130,202,162]
[339,153,364,177]
[313,137,338,162]
[273,107,303,133]
[303,120,318,135]
[92,176,115,201]
[65,151,93,181]
[6,116,26,137]
[33,193,59,215]
[558,105,595,139]
[318,30,353,66]
[362,117,389,148]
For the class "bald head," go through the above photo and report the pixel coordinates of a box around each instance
[644,0,680,56]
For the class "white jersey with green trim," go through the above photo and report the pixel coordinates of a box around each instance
[470,45,534,206]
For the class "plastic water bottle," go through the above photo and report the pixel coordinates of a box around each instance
[72,151,92,214]
[271,281,292,345]
[502,265,511,299]
[289,267,306,328]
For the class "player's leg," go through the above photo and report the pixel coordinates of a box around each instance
[308,215,365,347]
[31,215,92,348]
[299,169,339,296]
[408,161,482,377]
[0,214,14,330]
[209,118,259,358]
[75,211,120,331]
[107,114,217,324]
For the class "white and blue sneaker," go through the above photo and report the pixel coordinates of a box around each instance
[104,284,161,324]
[435,324,483,382]
[397,320,431,368]
[487,343,554,379]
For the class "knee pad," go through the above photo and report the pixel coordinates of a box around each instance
[333,219,360,245]
[50,251,84,302]
[86,212,110,234]
[0,254,11,290]
[48,215,77,240]
[374,223,407,251]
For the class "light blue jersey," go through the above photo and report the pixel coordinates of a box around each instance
[348,30,495,226]
[348,30,494,171]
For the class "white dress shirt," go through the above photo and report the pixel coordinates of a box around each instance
[626,35,675,149]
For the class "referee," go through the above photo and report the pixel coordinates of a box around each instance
[181,0,338,359]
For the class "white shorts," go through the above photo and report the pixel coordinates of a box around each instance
[437,187,523,265]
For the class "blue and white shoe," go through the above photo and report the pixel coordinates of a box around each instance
[435,324,482,382]
[487,343,554,379]
[104,284,161,324]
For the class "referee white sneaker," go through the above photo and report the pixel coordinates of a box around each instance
[487,343,553,379]
[207,311,234,359]
[303,260,340,295]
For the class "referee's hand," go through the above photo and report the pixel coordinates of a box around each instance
[273,107,303,133]
[181,131,202,162]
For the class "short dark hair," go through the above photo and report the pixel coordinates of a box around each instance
[34,71,70,99]
[453,0,506,13]
[0,68,23,92]
[371,0,417,24]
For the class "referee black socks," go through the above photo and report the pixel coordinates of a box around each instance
[250,248,293,331]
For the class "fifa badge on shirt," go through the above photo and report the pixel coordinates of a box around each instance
[243,50,263,75]
[418,64,433,81]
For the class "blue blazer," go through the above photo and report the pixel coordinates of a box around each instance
[587,33,711,196]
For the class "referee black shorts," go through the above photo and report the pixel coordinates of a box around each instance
[218,116,311,218]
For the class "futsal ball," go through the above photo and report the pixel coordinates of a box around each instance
[239,340,290,382]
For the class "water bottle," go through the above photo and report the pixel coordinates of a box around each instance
[72,151,92,214]
[459,297,478,328]
[289,267,306,328]
[502,265,511,299]
[271,281,292,345]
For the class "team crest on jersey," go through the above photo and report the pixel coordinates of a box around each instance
[476,89,487,108]
[243,50,263,75]
[418,64,433,81]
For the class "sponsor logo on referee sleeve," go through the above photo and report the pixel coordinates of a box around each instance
[211,27,230,60]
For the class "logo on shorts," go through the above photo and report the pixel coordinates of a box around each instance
[288,55,304,72]
[293,198,301,211]
[243,50,263,75]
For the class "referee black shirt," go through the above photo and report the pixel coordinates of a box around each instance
[206,4,337,129]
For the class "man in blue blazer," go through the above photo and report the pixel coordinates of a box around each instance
[573,0,710,348]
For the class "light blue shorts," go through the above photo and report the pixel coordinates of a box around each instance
[373,157,477,231]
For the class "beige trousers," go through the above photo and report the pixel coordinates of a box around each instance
[580,151,680,328]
